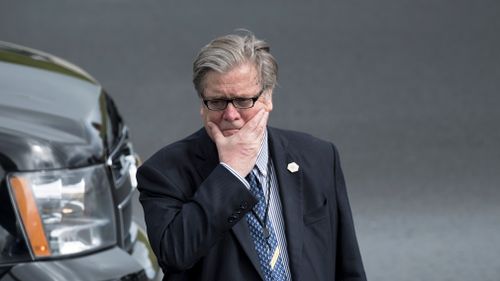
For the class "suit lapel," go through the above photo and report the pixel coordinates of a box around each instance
[193,129,218,179]
[232,219,265,279]
[193,129,265,280]
[268,128,304,280]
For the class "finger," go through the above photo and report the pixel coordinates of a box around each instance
[251,110,269,134]
[253,110,269,136]
[241,109,266,133]
[256,111,269,139]
[258,110,269,128]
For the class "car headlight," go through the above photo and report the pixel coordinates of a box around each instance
[7,164,116,258]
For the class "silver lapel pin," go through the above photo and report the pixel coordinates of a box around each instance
[287,162,299,173]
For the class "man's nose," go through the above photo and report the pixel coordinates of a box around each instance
[222,103,241,121]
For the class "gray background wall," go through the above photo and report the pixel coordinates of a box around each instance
[1,1,499,280]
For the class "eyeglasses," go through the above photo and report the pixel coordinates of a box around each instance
[202,88,264,111]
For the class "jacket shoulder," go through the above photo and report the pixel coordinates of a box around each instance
[269,127,336,149]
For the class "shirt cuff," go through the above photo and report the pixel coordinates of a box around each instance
[220,162,250,190]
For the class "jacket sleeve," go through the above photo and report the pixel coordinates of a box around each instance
[137,162,257,273]
[332,144,367,281]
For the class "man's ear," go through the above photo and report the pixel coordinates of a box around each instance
[264,91,273,112]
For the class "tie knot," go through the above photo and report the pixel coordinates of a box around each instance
[246,170,264,198]
[246,170,259,185]
[245,170,256,180]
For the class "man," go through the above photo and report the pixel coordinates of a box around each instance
[137,32,366,281]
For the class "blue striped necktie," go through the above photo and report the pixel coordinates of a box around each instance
[245,170,287,281]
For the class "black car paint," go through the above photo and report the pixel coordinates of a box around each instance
[0,42,159,280]
[0,43,115,170]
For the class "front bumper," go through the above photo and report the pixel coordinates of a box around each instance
[0,226,160,281]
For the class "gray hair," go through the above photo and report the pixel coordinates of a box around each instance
[193,31,278,97]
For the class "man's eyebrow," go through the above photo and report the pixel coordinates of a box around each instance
[205,94,233,100]
[206,93,255,100]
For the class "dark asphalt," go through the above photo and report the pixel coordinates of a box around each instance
[1,1,499,280]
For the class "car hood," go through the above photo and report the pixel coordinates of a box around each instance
[0,42,111,171]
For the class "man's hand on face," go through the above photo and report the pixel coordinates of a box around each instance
[207,109,269,177]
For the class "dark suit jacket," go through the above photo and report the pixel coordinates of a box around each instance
[137,127,366,281]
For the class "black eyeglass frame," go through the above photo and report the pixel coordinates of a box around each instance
[202,88,265,111]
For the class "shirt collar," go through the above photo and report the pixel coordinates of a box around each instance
[254,129,269,177]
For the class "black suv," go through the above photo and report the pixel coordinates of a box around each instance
[0,42,160,281]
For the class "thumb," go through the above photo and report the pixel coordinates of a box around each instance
[207,122,224,142]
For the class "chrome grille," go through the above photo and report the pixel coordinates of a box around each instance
[107,126,138,249]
